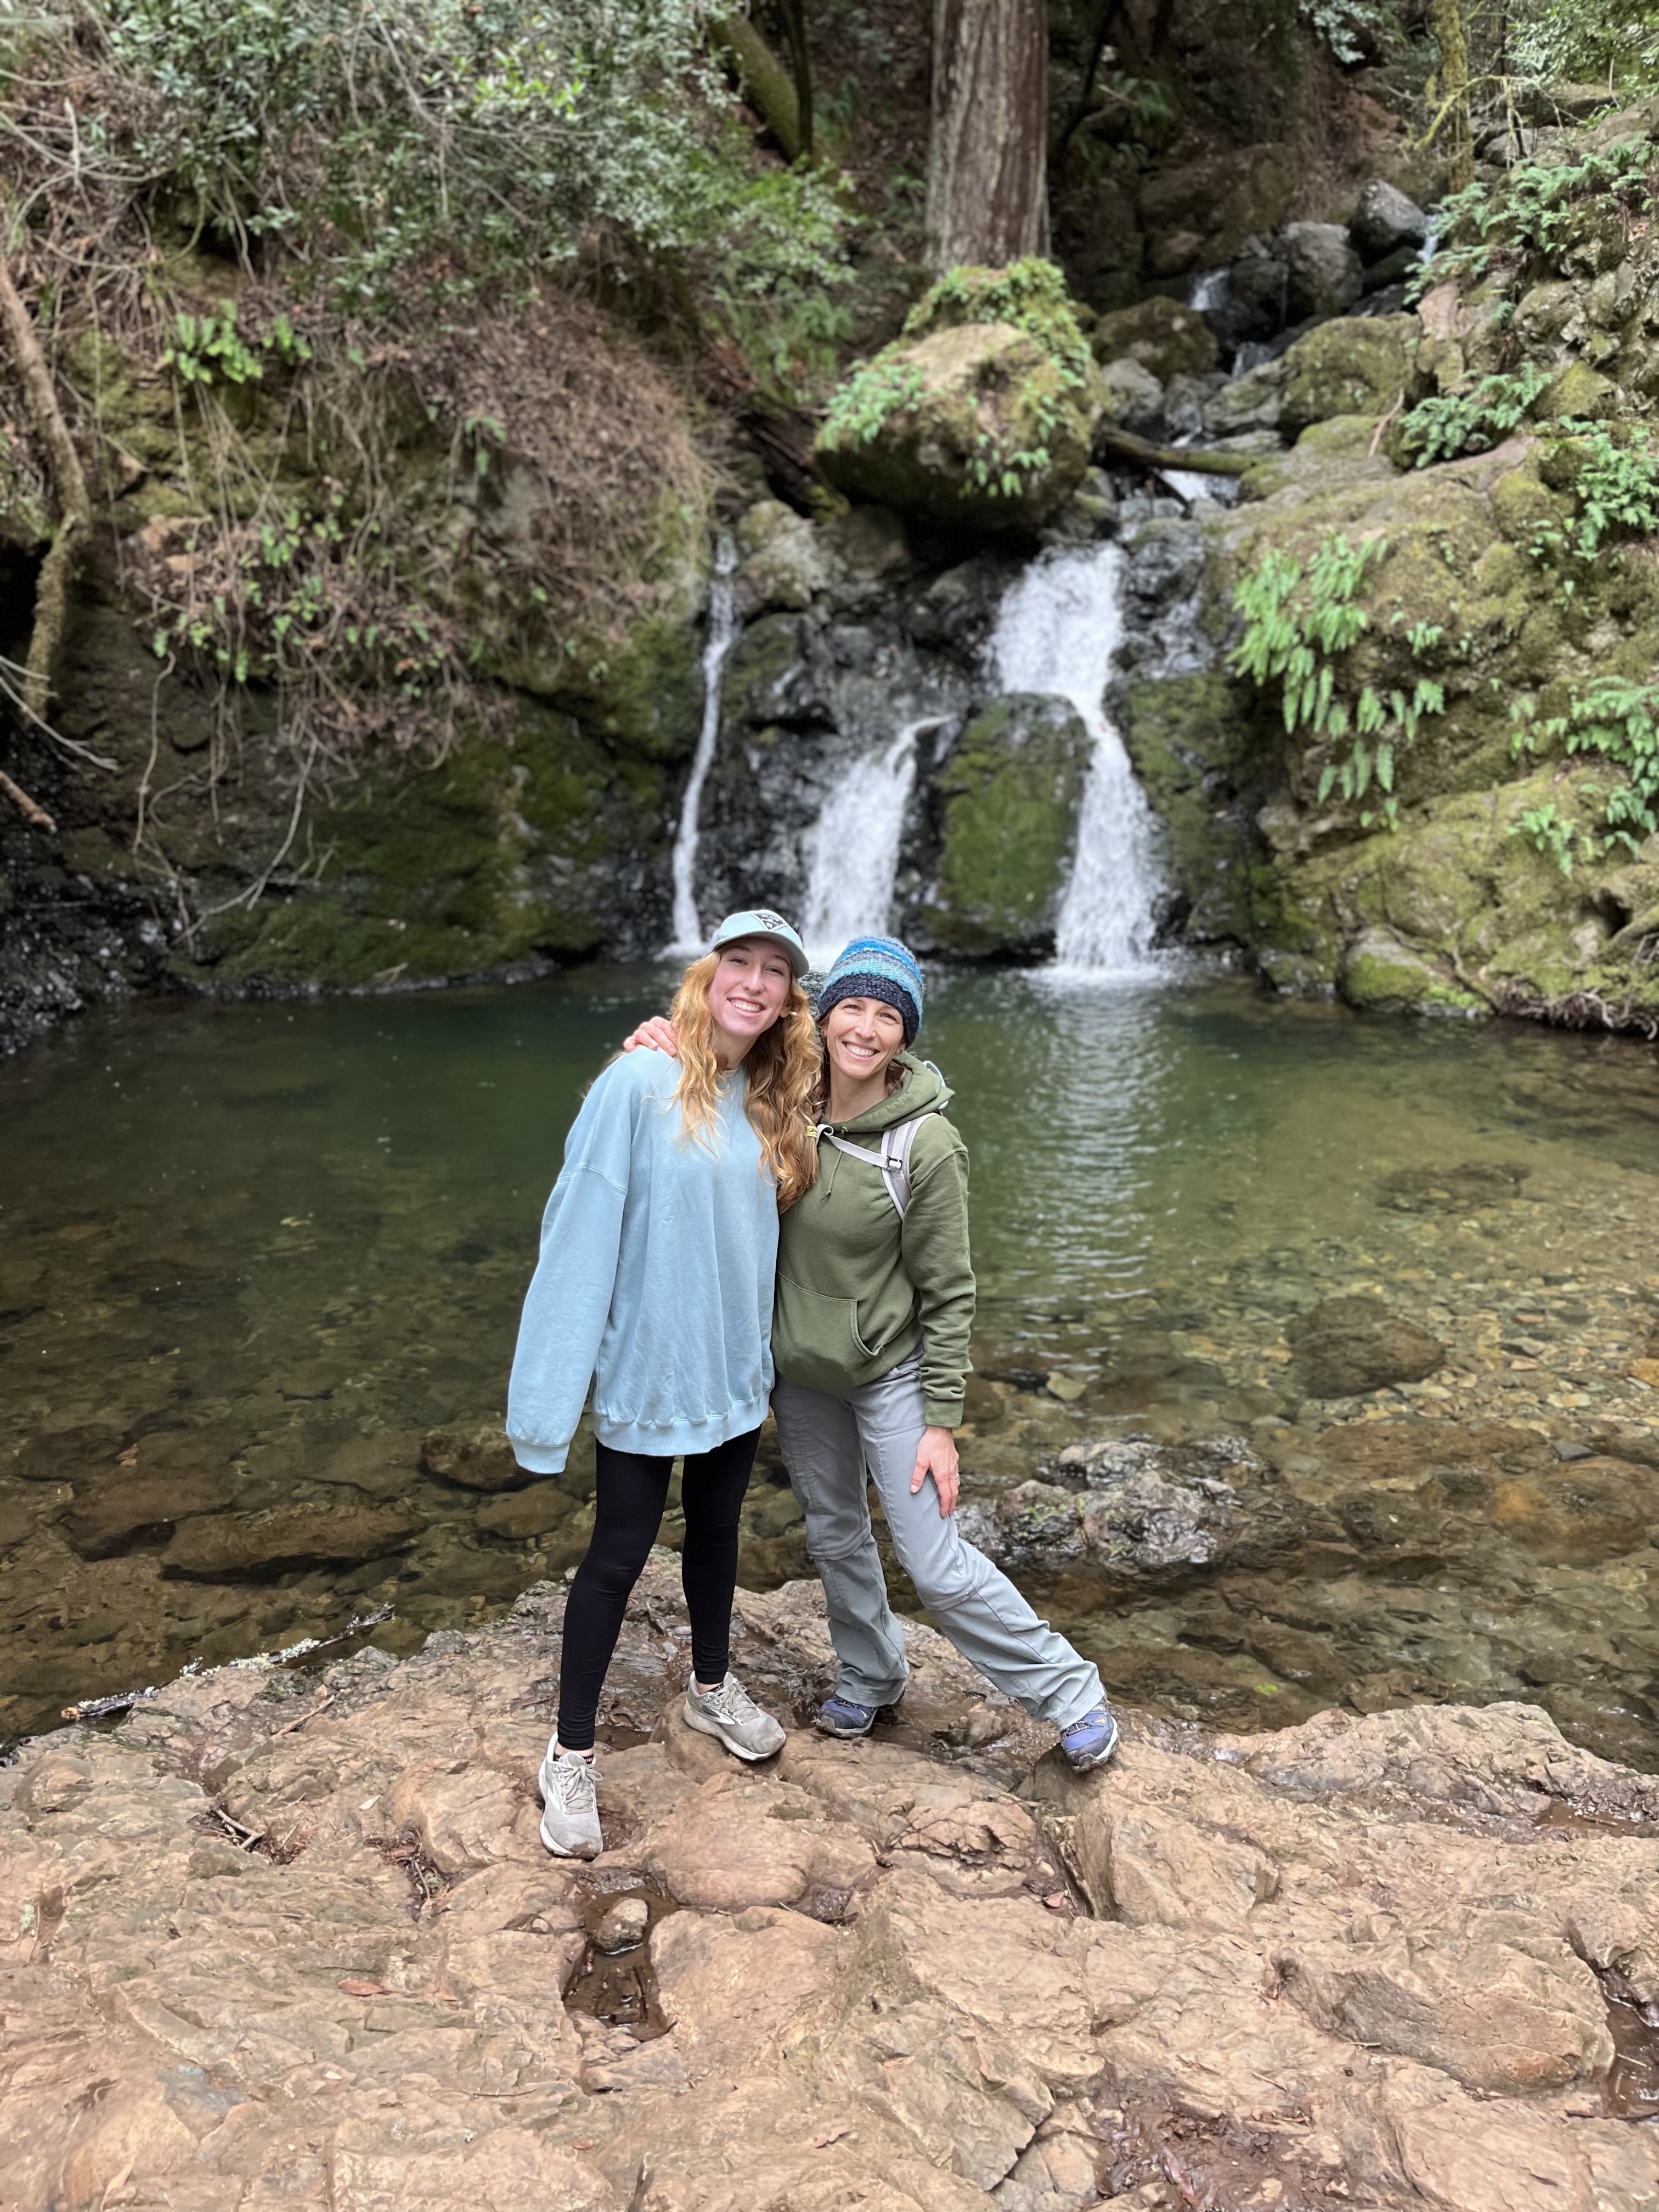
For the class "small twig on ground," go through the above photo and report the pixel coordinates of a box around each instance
[208,1805,265,1850]
[0,768,56,831]
[1370,389,1405,456]
[270,1688,334,1738]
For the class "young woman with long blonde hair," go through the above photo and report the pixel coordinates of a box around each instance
[507,910,820,1855]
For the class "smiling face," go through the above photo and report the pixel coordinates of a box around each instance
[706,939,795,1063]
[822,995,907,1092]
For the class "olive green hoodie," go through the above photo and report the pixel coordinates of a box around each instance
[772,1054,973,1425]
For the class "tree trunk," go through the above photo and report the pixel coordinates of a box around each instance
[0,239,91,727]
[925,0,1049,274]
[1428,0,1474,193]
[710,15,804,163]
[776,0,814,160]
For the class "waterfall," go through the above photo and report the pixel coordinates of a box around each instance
[799,719,938,970]
[1187,267,1228,314]
[988,543,1165,976]
[665,535,740,955]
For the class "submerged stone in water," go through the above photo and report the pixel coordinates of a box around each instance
[160,1502,426,1578]
[61,1466,240,1560]
[1380,1160,1531,1212]
[421,1428,528,1492]
[1285,1293,1445,1398]
[474,1483,575,1541]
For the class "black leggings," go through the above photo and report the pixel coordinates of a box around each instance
[556,1427,760,1752]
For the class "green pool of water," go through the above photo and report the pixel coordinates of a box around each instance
[3,972,1657,1761]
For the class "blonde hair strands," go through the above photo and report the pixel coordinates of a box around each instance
[669,953,821,1210]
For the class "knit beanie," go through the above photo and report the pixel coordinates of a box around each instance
[816,936,924,1046]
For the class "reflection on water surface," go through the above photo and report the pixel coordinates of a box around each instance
[3,972,1657,1763]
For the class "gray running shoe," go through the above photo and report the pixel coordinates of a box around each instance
[538,1746,602,1858]
[684,1672,786,1762]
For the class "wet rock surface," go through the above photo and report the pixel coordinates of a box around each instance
[3,1564,1657,2211]
[1284,1294,1446,1398]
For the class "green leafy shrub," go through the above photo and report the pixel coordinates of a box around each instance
[1397,365,1550,467]
[160,299,313,385]
[1511,800,1581,875]
[819,258,1093,507]
[1511,679,1659,865]
[1511,0,1659,93]
[820,357,927,449]
[79,0,851,319]
[900,258,1093,386]
[1299,0,1388,65]
[1229,532,1447,827]
[1536,421,1659,560]
[1408,141,1655,302]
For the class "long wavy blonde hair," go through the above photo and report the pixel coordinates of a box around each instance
[670,953,821,1210]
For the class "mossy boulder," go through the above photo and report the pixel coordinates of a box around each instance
[1338,927,1479,1014]
[1280,317,1425,435]
[818,263,1102,535]
[912,695,1090,957]
[817,323,1101,533]
[1536,362,1618,422]
[1265,765,1659,1024]
[1090,297,1217,385]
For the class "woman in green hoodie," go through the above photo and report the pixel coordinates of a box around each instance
[628,934,1119,1771]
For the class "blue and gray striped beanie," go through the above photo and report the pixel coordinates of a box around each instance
[816,936,924,1046]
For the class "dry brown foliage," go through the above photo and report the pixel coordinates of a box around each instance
[1,19,712,781]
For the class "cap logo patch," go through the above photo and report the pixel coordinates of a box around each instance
[754,909,788,931]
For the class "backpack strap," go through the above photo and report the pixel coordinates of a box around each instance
[820,1111,936,1220]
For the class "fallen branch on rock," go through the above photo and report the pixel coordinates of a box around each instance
[59,1606,394,1724]
[1094,427,1254,478]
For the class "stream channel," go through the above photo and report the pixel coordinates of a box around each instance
[3,972,1658,1765]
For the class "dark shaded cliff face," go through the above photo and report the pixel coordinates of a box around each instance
[0,580,692,1056]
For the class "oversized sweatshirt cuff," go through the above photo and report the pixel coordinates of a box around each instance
[507,1438,568,1475]
[923,1395,963,1428]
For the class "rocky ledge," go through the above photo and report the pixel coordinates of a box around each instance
[3,1564,1658,2212]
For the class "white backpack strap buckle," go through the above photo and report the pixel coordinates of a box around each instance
[822,1112,934,1220]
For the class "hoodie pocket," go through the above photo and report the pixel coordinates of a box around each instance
[774,1271,875,1392]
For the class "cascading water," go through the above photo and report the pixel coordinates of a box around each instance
[989,541,1165,976]
[1187,267,1228,314]
[799,718,941,970]
[665,535,740,955]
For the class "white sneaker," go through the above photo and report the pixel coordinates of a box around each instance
[684,1672,786,1762]
[538,1745,602,1858]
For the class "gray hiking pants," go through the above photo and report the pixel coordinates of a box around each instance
[770,1353,1104,1730]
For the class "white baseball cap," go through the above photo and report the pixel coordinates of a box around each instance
[709,907,809,980]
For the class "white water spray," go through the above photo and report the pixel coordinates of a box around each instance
[989,542,1165,975]
[666,537,740,955]
[799,719,939,970]
[1187,267,1228,314]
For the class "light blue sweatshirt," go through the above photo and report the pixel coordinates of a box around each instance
[506,1049,778,1472]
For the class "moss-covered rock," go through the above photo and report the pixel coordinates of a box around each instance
[912,695,1090,957]
[1136,145,1297,269]
[1090,297,1217,385]
[1536,362,1618,421]
[1338,927,1480,1014]
[1119,668,1267,944]
[1280,316,1425,435]
[817,322,1101,533]
[818,263,1103,535]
